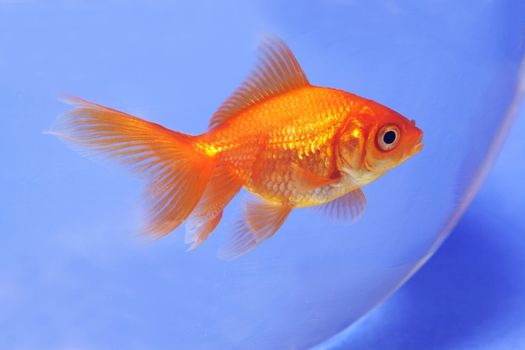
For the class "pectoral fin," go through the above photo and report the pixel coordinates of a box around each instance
[317,189,367,223]
[220,198,292,259]
[291,163,341,192]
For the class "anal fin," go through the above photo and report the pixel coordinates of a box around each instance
[185,211,223,251]
[185,165,242,250]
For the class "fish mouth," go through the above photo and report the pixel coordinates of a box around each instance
[411,142,424,155]
[410,130,424,156]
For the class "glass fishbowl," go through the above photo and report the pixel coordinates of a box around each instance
[1,1,523,349]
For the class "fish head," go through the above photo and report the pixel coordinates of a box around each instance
[362,105,423,177]
[336,101,423,185]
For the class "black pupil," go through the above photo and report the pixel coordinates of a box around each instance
[383,130,397,144]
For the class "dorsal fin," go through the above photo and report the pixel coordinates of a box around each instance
[209,36,310,130]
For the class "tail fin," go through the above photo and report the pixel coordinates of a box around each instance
[51,97,213,237]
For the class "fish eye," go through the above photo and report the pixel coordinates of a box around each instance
[376,125,400,151]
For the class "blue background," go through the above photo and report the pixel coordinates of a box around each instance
[1,1,524,349]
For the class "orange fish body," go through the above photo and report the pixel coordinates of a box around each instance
[54,38,423,258]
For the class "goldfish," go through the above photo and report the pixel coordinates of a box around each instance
[53,37,423,258]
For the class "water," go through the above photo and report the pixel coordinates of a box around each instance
[1,1,524,349]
